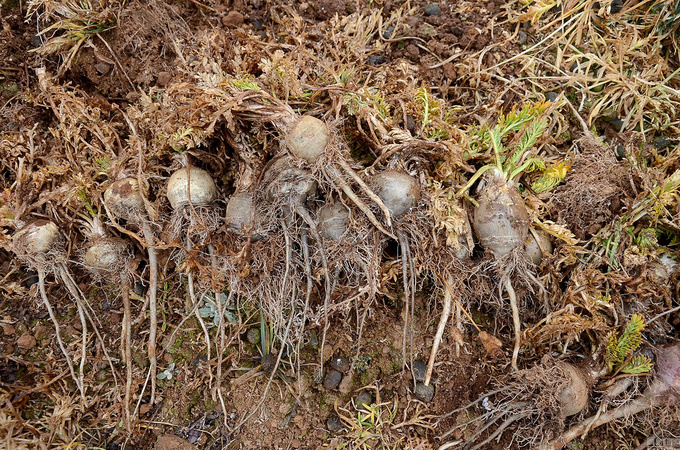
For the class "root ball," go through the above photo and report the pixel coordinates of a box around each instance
[167,167,218,209]
[318,202,350,240]
[373,170,420,217]
[525,229,553,265]
[104,178,146,221]
[12,220,63,268]
[83,238,130,275]
[287,115,329,164]
[556,362,589,418]
[473,170,530,258]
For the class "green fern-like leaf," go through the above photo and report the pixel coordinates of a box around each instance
[606,314,646,371]
[532,161,571,193]
[621,355,653,374]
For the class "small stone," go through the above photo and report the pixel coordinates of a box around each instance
[3,323,15,336]
[95,62,111,76]
[355,390,373,409]
[614,145,626,160]
[405,115,416,133]
[610,0,623,13]
[262,353,277,373]
[17,333,36,350]
[423,3,442,16]
[155,434,197,450]
[156,72,172,87]
[545,91,559,102]
[222,10,244,28]
[382,25,395,39]
[610,118,624,132]
[653,135,671,150]
[24,271,39,288]
[323,369,343,390]
[518,30,528,45]
[133,280,146,296]
[330,355,350,373]
[30,34,42,47]
[366,53,386,66]
[414,381,435,403]
[246,328,260,345]
[326,413,344,432]
[412,359,427,382]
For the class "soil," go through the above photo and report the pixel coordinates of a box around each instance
[1,0,679,449]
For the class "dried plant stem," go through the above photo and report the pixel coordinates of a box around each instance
[325,165,397,240]
[37,270,83,397]
[336,158,393,227]
[503,276,521,372]
[186,239,213,391]
[121,278,133,431]
[60,267,120,391]
[542,386,664,450]
[141,223,158,403]
[424,275,453,386]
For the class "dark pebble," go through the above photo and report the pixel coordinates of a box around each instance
[614,145,626,160]
[406,115,416,133]
[246,328,260,345]
[610,118,624,132]
[255,30,267,40]
[24,271,39,288]
[382,25,395,39]
[611,0,623,13]
[323,369,343,390]
[423,3,442,16]
[262,353,277,373]
[330,355,351,373]
[327,413,344,432]
[30,34,42,48]
[252,20,265,30]
[95,62,111,76]
[414,381,435,402]
[133,280,147,296]
[518,30,528,45]
[412,359,427,382]
[570,61,587,74]
[653,135,671,150]
[545,91,559,102]
[355,390,373,409]
[366,53,386,66]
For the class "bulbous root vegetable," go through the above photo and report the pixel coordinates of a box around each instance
[166,166,221,394]
[542,344,680,450]
[525,228,553,266]
[12,221,81,397]
[263,157,335,374]
[104,177,159,403]
[318,201,350,241]
[440,359,592,449]
[373,170,420,368]
[81,218,134,430]
[472,168,531,371]
[13,221,120,402]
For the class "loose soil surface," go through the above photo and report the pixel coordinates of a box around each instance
[1,0,679,449]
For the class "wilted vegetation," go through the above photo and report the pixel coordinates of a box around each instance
[0,0,678,448]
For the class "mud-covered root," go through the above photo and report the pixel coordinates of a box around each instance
[473,168,530,259]
[446,357,592,449]
[104,177,159,402]
[11,221,81,396]
[543,343,680,450]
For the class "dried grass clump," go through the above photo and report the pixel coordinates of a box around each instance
[550,136,634,239]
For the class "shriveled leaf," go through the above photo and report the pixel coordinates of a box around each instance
[532,161,571,193]
[478,331,503,358]
[450,326,465,348]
